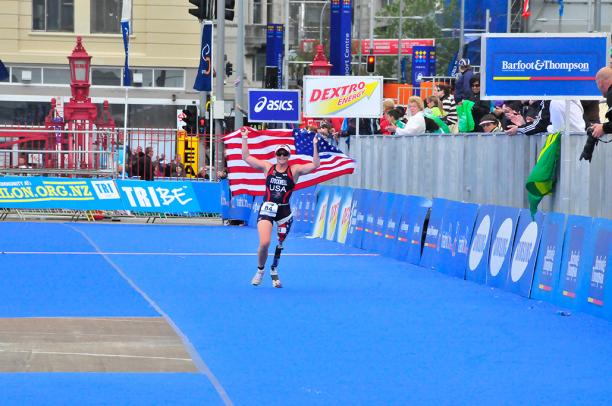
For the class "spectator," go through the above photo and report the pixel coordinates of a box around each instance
[466,76,491,132]
[379,98,396,135]
[138,146,154,181]
[171,154,185,177]
[131,146,144,178]
[425,95,444,117]
[436,83,458,130]
[590,66,612,139]
[392,96,426,135]
[197,167,210,179]
[479,114,502,133]
[16,154,31,169]
[454,58,474,103]
[216,168,227,180]
[385,109,406,134]
[547,100,586,133]
[506,100,551,136]
[317,121,338,147]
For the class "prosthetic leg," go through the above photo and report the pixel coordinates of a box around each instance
[270,217,293,288]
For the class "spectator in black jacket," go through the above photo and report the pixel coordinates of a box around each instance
[138,147,155,181]
[466,76,491,132]
[506,100,551,136]
[591,67,612,139]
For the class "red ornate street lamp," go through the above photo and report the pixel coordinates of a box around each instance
[309,45,333,76]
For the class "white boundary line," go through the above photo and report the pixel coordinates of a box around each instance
[64,225,234,406]
[2,251,380,256]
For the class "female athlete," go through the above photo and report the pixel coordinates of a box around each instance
[241,127,320,288]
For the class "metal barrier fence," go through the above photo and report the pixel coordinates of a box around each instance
[330,132,611,219]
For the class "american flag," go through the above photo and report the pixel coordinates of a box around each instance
[223,127,355,196]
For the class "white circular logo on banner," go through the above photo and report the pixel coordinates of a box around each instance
[510,222,539,282]
[489,218,513,277]
[468,215,491,271]
[254,97,268,113]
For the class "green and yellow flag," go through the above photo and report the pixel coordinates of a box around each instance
[525,132,561,217]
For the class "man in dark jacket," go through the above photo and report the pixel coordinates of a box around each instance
[138,147,155,181]
[454,58,474,103]
[591,67,612,139]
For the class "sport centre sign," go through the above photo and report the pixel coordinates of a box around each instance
[481,33,610,100]
[302,75,383,118]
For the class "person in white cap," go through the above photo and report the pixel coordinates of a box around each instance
[240,127,320,288]
[454,58,474,103]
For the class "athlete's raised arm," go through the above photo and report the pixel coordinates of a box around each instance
[241,128,271,172]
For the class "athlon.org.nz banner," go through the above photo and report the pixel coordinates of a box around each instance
[0,177,221,214]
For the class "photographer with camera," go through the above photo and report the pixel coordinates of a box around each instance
[580,67,612,162]
[591,67,612,139]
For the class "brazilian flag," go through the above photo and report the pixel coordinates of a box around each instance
[525,132,561,217]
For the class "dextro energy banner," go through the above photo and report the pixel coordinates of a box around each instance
[303,75,383,118]
[482,33,609,99]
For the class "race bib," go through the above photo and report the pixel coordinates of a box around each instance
[260,202,279,217]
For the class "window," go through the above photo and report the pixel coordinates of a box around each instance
[32,0,74,32]
[130,69,153,87]
[92,67,121,86]
[91,0,122,34]
[154,70,183,88]
[12,67,42,84]
[252,0,263,24]
[44,68,70,85]
[253,52,266,82]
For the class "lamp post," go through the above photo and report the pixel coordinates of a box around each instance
[309,44,333,76]
[67,37,92,104]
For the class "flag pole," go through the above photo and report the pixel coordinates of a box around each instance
[120,0,132,179]
[121,87,128,179]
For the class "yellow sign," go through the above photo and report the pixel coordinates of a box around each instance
[177,131,199,178]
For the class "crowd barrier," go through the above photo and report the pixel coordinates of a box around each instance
[228,183,611,321]
[0,176,221,214]
[330,132,612,220]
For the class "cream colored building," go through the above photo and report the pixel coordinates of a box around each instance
[0,0,279,128]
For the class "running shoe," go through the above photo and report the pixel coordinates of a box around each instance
[251,270,265,286]
[270,269,282,288]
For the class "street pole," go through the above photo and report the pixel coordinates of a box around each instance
[235,0,244,128]
[369,0,374,51]
[319,0,329,44]
[594,0,602,31]
[506,0,511,33]
[458,0,465,60]
[215,0,225,178]
[284,0,289,89]
[397,0,403,82]
[357,1,362,75]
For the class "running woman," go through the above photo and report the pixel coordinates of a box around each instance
[240,127,320,288]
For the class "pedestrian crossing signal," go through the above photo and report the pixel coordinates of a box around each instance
[366,54,376,74]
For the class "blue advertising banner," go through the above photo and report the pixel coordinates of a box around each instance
[266,24,284,88]
[466,205,496,284]
[247,89,301,123]
[362,190,382,251]
[117,180,201,214]
[248,195,263,228]
[372,192,394,254]
[505,210,545,297]
[290,189,305,233]
[380,194,405,257]
[531,212,566,302]
[330,0,352,76]
[346,188,365,248]
[220,179,230,218]
[556,215,593,311]
[393,196,431,264]
[336,187,353,244]
[191,181,221,213]
[482,34,610,100]
[486,206,520,289]
[437,201,479,280]
[411,46,436,93]
[227,194,252,222]
[325,187,344,241]
[420,198,449,270]
[311,186,331,238]
[0,177,123,211]
[305,188,316,235]
[193,21,212,92]
[578,218,612,319]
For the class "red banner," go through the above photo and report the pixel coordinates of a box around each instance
[358,39,435,55]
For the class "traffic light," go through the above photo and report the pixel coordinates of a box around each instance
[366,54,376,74]
[225,0,235,21]
[225,61,233,77]
[181,108,197,133]
[188,0,205,20]
[198,116,206,134]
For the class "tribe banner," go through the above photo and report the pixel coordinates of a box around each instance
[330,0,352,76]
[303,75,383,118]
[482,33,610,100]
